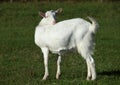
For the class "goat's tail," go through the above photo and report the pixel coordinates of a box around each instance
[87,16,99,34]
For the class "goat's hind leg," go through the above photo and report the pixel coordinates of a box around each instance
[88,55,96,80]
[86,55,96,80]
[86,58,92,80]
[77,44,96,80]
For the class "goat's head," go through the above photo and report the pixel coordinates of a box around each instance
[39,8,62,26]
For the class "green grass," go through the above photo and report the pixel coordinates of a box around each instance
[0,2,120,85]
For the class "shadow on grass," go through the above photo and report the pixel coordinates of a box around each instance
[98,70,120,77]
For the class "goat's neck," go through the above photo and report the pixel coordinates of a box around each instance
[39,16,56,26]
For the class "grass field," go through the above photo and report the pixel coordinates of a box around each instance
[0,2,120,85]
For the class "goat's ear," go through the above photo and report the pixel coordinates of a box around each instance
[55,8,63,14]
[39,11,45,17]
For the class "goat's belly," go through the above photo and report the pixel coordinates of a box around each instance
[46,38,76,54]
[49,45,76,54]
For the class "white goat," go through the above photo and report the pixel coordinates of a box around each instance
[34,8,99,80]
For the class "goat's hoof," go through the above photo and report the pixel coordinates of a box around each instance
[42,77,48,81]
[87,76,91,81]
[42,78,47,81]
[56,73,61,79]
[42,75,49,81]
[87,76,96,81]
[91,77,96,81]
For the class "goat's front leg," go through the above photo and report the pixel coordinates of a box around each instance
[56,55,61,79]
[41,48,49,80]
